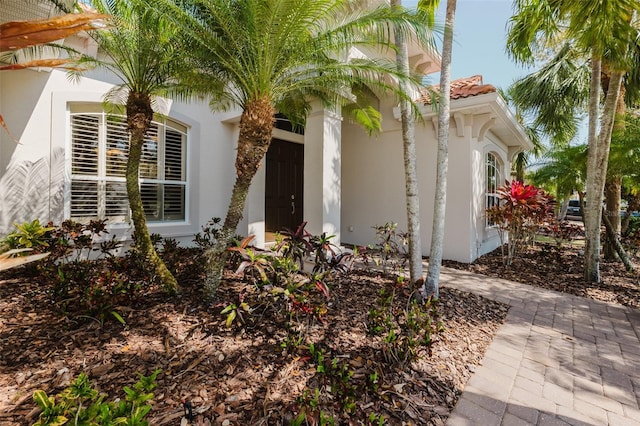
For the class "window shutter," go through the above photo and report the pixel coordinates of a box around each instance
[71,114,99,176]
[70,180,98,218]
[105,116,129,177]
[165,128,185,181]
[140,124,159,179]
[164,184,185,221]
[141,183,161,221]
[105,181,129,221]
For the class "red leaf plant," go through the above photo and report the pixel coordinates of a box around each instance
[487,180,555,265]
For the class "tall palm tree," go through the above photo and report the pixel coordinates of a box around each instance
[421,0,455,299]
[79,0,194,292]
[150,0,435,297]
[391,0,439,298]
[507,0,639,283]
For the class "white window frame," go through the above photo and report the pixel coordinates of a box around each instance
[485,151,503,227]
[67,107,188,225]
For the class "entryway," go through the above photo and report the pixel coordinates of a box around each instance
[265,138,304,241]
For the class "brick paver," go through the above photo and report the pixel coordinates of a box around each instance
[439,267,640,426]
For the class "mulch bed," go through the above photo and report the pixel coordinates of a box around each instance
[2,241,637,425]
[0,267,507,425]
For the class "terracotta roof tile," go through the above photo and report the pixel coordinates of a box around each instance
[417,74,497,104]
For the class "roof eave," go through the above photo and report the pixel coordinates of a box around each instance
[410,92,533,152]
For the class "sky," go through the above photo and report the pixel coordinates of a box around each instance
[405,0,532,91]
[403,0,588,146]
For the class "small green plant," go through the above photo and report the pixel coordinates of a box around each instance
[366,370,380,392]
[3,219,54,251]
[33,370,159,426]
[307,232,354,278]
[228,235,275,286]
[368,284,444,366]
[275,222,313,269]
[193,217,224,249]
[368,222,408,273]
[220,293,252,328]
[367,412,386,426]
[307,344,357,411]
[319,411,336,425]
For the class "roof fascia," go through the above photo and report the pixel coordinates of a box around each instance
[413,92,533,150]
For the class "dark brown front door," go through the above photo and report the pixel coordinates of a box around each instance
[265,139,304,234]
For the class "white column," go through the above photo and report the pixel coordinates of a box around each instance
[304,104,342,242]
[244,158,266,248]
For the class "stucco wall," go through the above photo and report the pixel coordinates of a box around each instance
[473,132,509,259]
[341,98,512,263]
[0,68,240,244]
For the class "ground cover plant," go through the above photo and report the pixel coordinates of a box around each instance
[1,218,638,424]
[0,220,508,425]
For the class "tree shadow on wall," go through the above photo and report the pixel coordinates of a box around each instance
[0,147,65,235]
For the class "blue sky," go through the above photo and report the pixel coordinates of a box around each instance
[405,0,532,90]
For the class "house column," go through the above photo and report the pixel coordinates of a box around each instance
[244,163,266,247]
[304,104,342,242]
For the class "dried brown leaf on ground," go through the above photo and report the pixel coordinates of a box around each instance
[2,242,637,425]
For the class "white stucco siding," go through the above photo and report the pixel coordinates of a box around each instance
[341,113,424,247]
[342,95,406,243]
[441,121,474,262]
[0,68,238,243]
[341,98,524,263]
[341,99,479,262]
[473,132,509,259]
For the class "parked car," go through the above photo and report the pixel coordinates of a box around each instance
[567,199,582,218]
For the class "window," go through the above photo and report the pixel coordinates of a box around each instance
[70,110,187,224]
[485,152,502,226]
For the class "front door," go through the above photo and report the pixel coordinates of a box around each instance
[265,139,304,235]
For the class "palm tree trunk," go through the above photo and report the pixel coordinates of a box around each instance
[603,81,626,260]
[204,97,275,298]
[584,55,602,283]
[622,193,640,235]
[392,0,424,294]
[514,152,526,183]
[584,64,625,283]
[426,0,456,299]
[126,92,178,292]
[603,176,622,259]
[601,207,634,272]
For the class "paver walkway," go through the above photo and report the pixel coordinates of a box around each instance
[439,267,640,426]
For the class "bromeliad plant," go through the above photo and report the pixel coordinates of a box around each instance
[486,180,555,265]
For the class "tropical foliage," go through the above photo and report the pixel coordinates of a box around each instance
[486,181,554,266]
[145,0,438,297]
[76,0,199,292]
[506,0,640,282]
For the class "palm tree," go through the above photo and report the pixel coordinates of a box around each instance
[149,0,435,297]
[499,85,556,184]
[606,112,640,234]
[421,0,455,299]
[78,0,194,292]
[530,144,587,218]
[507,0,640,283]
[391,0,439,298]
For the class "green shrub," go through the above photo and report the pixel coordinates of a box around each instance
[33,370,159,426]
[2,219,54,252]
